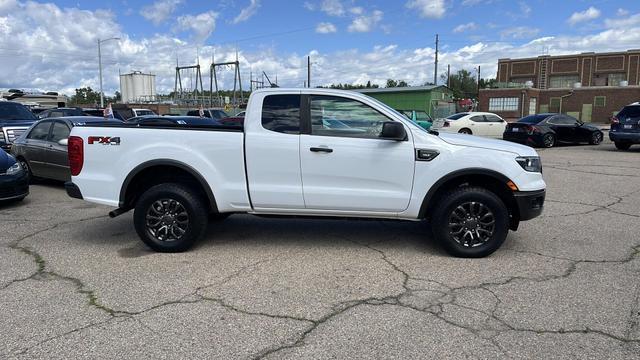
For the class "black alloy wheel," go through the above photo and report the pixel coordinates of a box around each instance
[542,133,555,148]
[589,131,603,145]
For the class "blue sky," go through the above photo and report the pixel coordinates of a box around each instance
[0,0,639,94]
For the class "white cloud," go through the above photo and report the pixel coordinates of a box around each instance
[604,12,640,29]
[140,0,182,25]
[175,11,219,42]
[348,10,383,33]
[405,0,446,19]
[349,7,363,15]
[617,8,629,17]
[320,0,344,16]
[453,22,476,33]
[500,26,540,39]
[519,2,531,17]
[232,0,261,24]
[316,22,337,34]
[567,7,601,26]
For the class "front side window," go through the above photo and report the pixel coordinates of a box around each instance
[547,116,576,125]
[27,121,51,140]
[261,94,300,134]
[485,115,504,123]
[415,111,432,121]
[50,122,70,142]
[310,96,390,139]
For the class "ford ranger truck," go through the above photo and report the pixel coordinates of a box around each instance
[65,88,545,258]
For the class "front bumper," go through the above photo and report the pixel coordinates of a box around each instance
[513,189,545,221]
[609,131,640,143]
[0,170,29,201]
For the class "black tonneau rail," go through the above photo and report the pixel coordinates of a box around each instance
[74,121,244,132]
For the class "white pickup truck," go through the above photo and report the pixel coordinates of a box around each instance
[66,88,545,257]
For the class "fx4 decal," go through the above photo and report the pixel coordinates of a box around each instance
[88,136,121,145]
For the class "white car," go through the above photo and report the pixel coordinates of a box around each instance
[432,112,507,138]
[66,88,545,258]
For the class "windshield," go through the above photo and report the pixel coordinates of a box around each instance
[446,113,468,120]
[0,103,37,120]
[135,110,155,116]
[617,106,640,120]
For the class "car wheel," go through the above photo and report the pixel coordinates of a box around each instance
[614,142,632,150]
[589,131,603,145]
[542,133,555,148]
[17,158,36,182]
[431,187,509,258]
[458,128,472,135]
[133,183,208,252]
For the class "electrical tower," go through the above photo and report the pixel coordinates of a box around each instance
[209,52,243,108]
[173,62,204,105]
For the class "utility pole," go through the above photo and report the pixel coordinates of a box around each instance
[434,34,439,85]
[97,37,120,108]
[477,65,481,94]
[447,64,451,88]
[307,56,311,88]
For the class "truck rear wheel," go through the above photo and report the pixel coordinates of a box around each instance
[431,187,509,258]
[133,183,208,252]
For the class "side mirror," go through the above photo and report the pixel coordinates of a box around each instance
[380,122,407,141]
[58,138,68,146]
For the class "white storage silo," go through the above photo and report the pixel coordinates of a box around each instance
[120,71,156,103]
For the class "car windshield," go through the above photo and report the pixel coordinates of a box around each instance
[135,110,155,116]
[415,111,432,121]
[617,106,640,120]
[0,103,37,120]
[446,113,468,120]
[518,115,549,124]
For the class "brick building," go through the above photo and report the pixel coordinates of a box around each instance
[479,50,640,122]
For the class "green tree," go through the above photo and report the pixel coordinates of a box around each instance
[70,87,101,105]
[441,69,478,99]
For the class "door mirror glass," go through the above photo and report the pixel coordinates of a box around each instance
[380,122,407,141]
[58,138,68,146]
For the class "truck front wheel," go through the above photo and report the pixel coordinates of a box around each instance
[133,183,208,252]
[431,187,509,258]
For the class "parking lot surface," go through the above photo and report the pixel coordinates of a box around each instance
[1,141,639,359]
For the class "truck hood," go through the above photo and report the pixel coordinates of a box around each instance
[0,149,14,171]
[438,132,538,156]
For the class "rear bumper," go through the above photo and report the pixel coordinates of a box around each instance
[0,171,29,201]
[513,189,545,221]
[64,181,83,200]
[503,133,542,147]
[609,131,640,143]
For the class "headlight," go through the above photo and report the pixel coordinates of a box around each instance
[6,161,23,175]
[516,156,542,173]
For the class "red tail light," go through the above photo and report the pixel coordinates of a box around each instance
[610,116,619,124]
[526,125,540,135]
[68,136,84,176]
[443,121,450,127]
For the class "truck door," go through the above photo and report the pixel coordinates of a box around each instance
[299,95,414,212]
[244,93,305,209]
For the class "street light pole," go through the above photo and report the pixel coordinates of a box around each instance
[98,37,120,108]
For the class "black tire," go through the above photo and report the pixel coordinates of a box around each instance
[614,142,632,150]
[589,131,603,145]
[458,128,472,135]
[542,133,555,148]
[431,187,509,258]
[133,183,208,252]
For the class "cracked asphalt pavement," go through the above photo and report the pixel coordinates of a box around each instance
[1,141,639,359]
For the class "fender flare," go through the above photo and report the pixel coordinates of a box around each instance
[119,159,218,212]
[418,168,513,219]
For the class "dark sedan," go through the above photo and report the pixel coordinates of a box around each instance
[127,115,223,126]
[0,149,29,202]
[37,107,86,119]
[10,116,120,182]
[503,113,603,148]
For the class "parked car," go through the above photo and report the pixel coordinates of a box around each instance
[131,108,156,117]
[11,116,120,182]
[0,101,38,151]
[82,108,105,117]
[66,88,546,258]
[503,113,603,148]
[609,102,640,150]
[38,107,86,119]
[0,149,29,202]
[234,110,246,117]
[186,108,229,121]
[127,115,222,126]
[398,110,433,130]
[431,112,507,138]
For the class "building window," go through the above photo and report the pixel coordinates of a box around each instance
[488,97,519,111]
[607,73,626,86]
[549,97,561,112]
[549,75,580,88]
[528,98,537,115]
[594,96,606,107]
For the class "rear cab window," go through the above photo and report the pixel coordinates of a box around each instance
[261,94,301,134]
